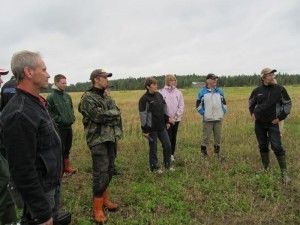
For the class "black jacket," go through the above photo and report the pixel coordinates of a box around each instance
[249,83,291,123]
[0,88,62,223]
[138,91,169,132]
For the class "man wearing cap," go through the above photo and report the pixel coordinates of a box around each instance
[249,68,292,184]
[0,68,18,112]
[79,69,122,224]
[0,68,17,225]
[196,73,227,158]
[0,68,9,85]
[0,51,66,225]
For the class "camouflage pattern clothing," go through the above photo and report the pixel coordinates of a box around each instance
[79,87,122,196]
[79,87,123,148]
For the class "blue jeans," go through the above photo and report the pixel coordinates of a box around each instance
[254,121,285,156]
[148,128,172,170]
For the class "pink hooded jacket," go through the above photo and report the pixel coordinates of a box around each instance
[160,86,184,122]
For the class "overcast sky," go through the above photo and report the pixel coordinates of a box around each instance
[1,0,299,84]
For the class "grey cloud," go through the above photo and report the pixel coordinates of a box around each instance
[0,0,299,84]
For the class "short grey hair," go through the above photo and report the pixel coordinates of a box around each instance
[11,50,41,82]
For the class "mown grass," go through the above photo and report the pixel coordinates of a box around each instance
[43,86,300,225]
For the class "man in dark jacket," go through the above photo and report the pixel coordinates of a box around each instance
[46,74,77,176]
[249,68,292,184]
[0,68,17,225]
[0,50,64,225]
[138,77,173,173]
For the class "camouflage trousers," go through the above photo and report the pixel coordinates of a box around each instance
[90,142,116,197]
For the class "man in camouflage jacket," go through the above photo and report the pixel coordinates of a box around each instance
[79,69,122,224]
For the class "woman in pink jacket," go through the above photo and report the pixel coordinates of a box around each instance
[160,74,185,161]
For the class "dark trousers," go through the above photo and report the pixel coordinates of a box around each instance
[58,127,73,159]
[255,121,285,156]
[149,128,172,170]
[90,142,115,197]
[167,121,180,155]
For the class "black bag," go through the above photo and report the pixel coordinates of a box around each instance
[53,211,72,225]
[19,211,71,225]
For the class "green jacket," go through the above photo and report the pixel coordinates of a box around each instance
[79,87,123,147]
[46,85,75,128]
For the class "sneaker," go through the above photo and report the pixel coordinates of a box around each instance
[201,152,208,159]
[168,167,175,172]
[171,155,175,162]
[153,169,163,174]
[282,171,291,185]
[201,146,208,158]
[151,167,163,174]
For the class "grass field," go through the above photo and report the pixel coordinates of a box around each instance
[45,86,300,225]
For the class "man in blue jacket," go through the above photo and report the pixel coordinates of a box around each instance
[249,68,292,184]
[196,73,227,158]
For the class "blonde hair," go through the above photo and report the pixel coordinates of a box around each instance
[165,74,176,86]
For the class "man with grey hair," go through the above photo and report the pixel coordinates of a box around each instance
[249,68,292,184]
[0,50,66,225]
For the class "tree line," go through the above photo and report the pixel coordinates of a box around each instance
[43,73,300,92]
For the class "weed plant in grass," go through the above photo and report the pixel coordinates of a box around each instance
[40,86,300,225]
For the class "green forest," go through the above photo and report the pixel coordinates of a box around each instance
[44,73,300,92]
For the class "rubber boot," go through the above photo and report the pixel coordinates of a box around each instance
[64,159,78,174]
[93,197,107,224]
[276,155,291,184]
[260,152,270,170]
[201,145,208,158]
[103,189,118,212]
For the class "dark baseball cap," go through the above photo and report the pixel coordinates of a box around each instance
[90,69,112,80]
[206,73,218,80]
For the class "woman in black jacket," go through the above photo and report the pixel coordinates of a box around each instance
[139,77,174,173]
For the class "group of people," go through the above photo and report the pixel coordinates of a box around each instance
[0,49,292,225]
[139,68,292,185]
[138,75,185,173]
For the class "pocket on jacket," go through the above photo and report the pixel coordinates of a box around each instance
[39,151,57,177]
[38,121,55,151]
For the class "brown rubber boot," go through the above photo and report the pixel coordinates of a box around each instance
[64,159,78,174]
[103,189,118,212]
[93,197,107,224]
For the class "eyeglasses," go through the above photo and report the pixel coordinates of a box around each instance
[170,79,176,81]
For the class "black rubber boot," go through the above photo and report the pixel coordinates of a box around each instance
[276,155,291,184]
[260,152,270,170]
[201,145,208,158]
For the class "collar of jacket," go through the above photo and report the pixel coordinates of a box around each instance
[146,90,157,96]
[16,88,47,108]
[52,84,64,95]
[91,86,105,96]
[205,85,218,92]
[262,82,275,88]
[163,85,176,90]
